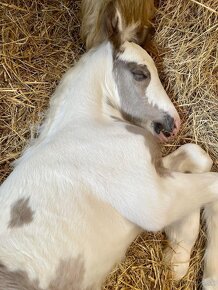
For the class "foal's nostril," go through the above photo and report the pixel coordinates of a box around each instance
[163,131,171,138]
[154,122,164,135]
[164,114,175,133]
[153,115,176,138]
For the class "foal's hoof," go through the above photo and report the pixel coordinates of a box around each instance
[164,246,190,280]
[172,261,190,281]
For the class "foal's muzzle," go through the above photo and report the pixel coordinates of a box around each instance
[153,114,180,142]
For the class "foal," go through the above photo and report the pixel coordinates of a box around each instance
[81,0,218,284]
[0,3,218,290]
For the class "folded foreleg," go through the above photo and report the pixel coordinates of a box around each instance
[162,144,212,280]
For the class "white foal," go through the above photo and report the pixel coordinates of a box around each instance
[0,2,218,289]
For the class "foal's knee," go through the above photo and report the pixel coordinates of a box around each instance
[163,143,213,173]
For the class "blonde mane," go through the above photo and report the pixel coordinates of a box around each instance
[81,0,155,49]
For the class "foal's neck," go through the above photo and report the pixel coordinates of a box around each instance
[39,43,116,139]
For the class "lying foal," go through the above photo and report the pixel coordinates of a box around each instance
[0,5,218,290]
[81,0,218,284]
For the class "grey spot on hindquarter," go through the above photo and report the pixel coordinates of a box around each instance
[0,261,41,290]
[0,257,92,290]
[49,257,85,290]
[8,197,34,228]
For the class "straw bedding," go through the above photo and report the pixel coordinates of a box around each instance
[0,0,217,289]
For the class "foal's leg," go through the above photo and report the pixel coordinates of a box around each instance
[162,144,213,280]
[203,202,218,290]
[102,155,218,233]
[164,211,200,279]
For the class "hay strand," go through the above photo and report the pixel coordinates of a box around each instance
[189,0,218,14]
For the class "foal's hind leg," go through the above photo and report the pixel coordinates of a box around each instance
[162,144,213,280]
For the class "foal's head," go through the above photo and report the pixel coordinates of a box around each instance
[103,1,180,141]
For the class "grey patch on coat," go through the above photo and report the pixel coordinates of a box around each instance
[113,59,166,126]
[0,257,92,290]
[0,261,41,290]
[48,257,86,290]
[8,197,34,229]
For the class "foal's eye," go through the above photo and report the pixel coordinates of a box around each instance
[131,70,148,81]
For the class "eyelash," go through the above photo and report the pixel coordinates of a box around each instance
[132,71,148,81]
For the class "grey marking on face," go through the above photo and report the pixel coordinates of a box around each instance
[8,197,34,228]
[113,59,166,126]
[110,112,141,127]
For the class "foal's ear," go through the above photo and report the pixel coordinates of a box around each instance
[101,0,122,49]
